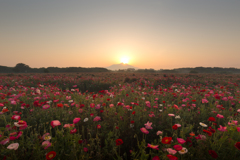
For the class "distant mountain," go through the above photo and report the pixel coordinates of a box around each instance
[107,63,139,70]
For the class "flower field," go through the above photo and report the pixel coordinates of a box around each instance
[1,73,240,160]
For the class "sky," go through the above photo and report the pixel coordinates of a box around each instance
[1,0,240,70]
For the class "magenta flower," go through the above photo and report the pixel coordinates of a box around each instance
[70,128,77,134]
[237,127,240,132]
[63,124,74,128]
[11,115,21,121]
[202,98,209,103]
[173,145,183,151]
[216,114,224,119]
[0,138,9,145]
[156,131,163,135]
[145,121,153,129]
[93,116,101,122]
[73,118,81,124]
[90,103,95,108]
[42,133,51,141]
[42,141,51,149]
[50,120,61,128]
[167,148,177,155]
[42,104,50,110]
[168,114,175,117]
[218,125,227,132]
[147,143,159,150]
[177,138,186,144]
[140,127,149,134]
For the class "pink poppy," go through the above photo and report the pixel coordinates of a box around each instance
[202,99,209,103]
[63,124,74,128]
[177,138,186,144]
[147,143,159,150]
[156,131,163,135]
[218,125,227,132]
[140,127,149,134]
[237,127,240,132]
[167,148,177,155]
[70,128,77,134]
[168,114,175,117]
[42,104,50,110]
[0,138,9,145]
[42,141,51,149]
[145,121,153,129]
[11,115,21,120]
[73,118,81,124]
[50,120,61,128]
[93,116,101,122]
[173,145,182,151]
[216,114,224,119]
[7,143,19,150]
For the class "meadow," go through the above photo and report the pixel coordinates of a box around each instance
[0,72,240,160]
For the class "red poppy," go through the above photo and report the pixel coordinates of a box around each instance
[172,125,178,130]
[203,129,212,136]
[162,137,172,144]
[57,103,63,108]
[78,140,83,144]
[132,111,136,115]
[234,142,240,150]
[208,117,216,122]
[116,139,123,146]
[208,150,218,159]
[167,154,178,160]
[46,151,56,160]
[131,120,134,124]
[115,126,119,129]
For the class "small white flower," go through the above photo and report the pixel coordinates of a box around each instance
[84,118,89,122]
[199,122,208,127]
[68,100,73,103]
[175,115,181,119]
[178,147,188,154]
[159,104,163,107]
[130,124,134,128]
[47,100,52,104]
[71,89,75,91]
[159,110,162,112]
[142,97,145,100]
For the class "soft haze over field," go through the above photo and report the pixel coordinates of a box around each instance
[1,0,240,69]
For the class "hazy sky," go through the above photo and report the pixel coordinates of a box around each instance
[1,0,240,69]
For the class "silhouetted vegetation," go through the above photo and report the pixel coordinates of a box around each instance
[0,63,110,73]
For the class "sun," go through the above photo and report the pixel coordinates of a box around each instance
[120,57,129,64]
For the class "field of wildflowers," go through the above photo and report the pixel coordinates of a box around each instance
[0,73,240,160]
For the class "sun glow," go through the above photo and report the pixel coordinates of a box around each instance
[120,57,129,64]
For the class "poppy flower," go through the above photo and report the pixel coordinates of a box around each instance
[46,151,56,160]
[234,142,240,150]
[50,120,61,128]
[73,118,80,124]
[116,139,123,146]
[208,150,218,159]
[152,156,160,160]
[147,143,159,150]
[70,128,77,134]
[140,127,149,134]
[162,137,172,144]
[167,154,178,160]
[208,117,216,122]
[203,129,212,136]
[172,125,178,130]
